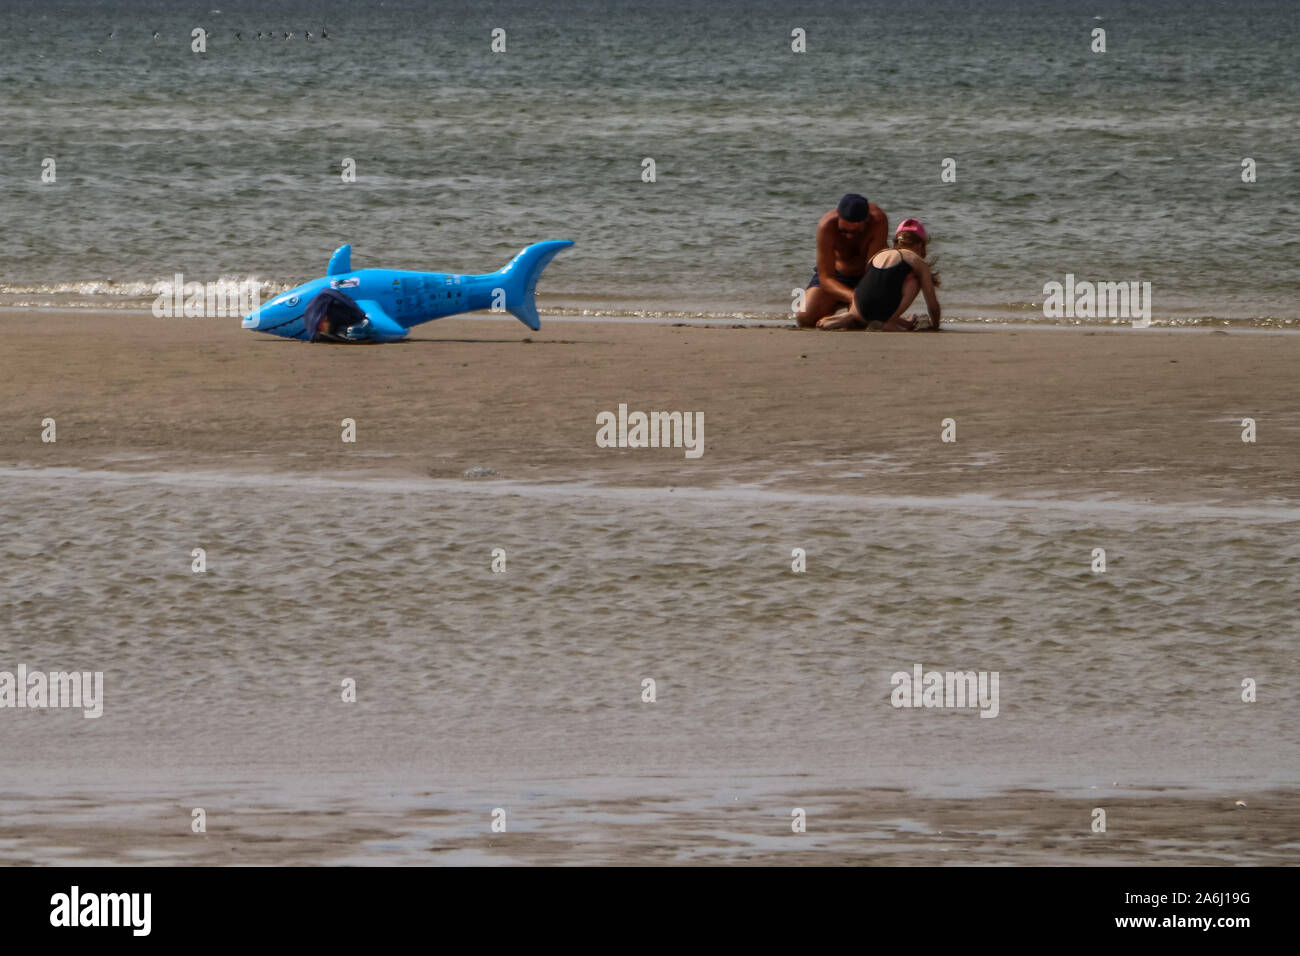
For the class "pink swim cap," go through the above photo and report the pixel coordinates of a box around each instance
[896,218,928,241]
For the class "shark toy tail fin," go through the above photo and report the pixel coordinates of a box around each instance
[497,240,574,330]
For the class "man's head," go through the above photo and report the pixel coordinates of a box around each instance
[836,193,870,237]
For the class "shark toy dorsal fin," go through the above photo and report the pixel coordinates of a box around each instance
[327,244,352,276]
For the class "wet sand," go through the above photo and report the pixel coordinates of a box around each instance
[1,782,1294,866]
[4,311,1298,502]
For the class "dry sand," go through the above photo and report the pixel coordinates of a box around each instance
[4,311,1297,504]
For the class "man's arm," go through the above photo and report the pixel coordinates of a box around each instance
[815,221,856,303]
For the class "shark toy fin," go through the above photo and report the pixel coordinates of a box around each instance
[327,244,352,276]
[352,299,409,341]
[496,240,574,330]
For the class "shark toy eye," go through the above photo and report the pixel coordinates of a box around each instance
[287,295,300,306]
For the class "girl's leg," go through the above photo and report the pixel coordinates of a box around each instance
[817,301,867,330]
[880,276,922,331]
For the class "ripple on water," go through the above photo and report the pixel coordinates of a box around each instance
[0,469,1296,795]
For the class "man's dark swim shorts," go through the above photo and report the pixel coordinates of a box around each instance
[807,268,866,290]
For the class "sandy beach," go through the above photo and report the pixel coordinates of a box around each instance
[2,311,1298,866]
[5,312,1297,501]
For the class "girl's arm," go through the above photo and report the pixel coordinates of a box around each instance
[909,254,941,329]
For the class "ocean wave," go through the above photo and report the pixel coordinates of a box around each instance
[0,277,292,299]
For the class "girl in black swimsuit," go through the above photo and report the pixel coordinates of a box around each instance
[817,218,941,331]
[855,252,914,325]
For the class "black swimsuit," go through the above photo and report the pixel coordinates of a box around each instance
[853,252,913,324]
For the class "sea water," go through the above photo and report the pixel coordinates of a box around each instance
[0,0,1296,325]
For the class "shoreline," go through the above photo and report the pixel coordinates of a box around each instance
[3,304,1299,330]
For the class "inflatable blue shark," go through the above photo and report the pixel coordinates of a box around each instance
[241,240,574,342]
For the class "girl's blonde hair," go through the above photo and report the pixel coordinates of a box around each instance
[895,231,926,256]
[895,231,938,286]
